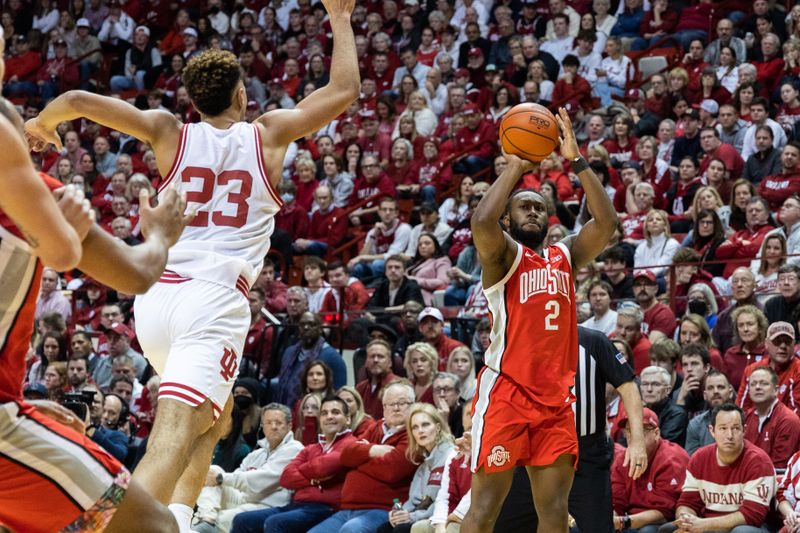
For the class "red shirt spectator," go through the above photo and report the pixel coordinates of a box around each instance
[453,105,496,161]
[737,356,800,415]
[744,398,800,469]
[716,222,774,279]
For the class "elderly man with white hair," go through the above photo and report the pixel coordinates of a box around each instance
[639,365,688,447]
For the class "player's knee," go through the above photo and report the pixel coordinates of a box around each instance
[154,398,216,437]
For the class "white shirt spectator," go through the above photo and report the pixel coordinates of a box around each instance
[741,118,788,160]
[717,66,739,94]
[634,234,681,276]
[98,11,135,44]
[540,35,574,65]
[599,54,632,90]
[33,8,60,34]
[575,49,603,84]
[392,62,432,91]
[545,6,581,39]
[421,83,449,116]
[581,310,619,337]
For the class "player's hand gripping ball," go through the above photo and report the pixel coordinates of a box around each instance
[499,103,560,162]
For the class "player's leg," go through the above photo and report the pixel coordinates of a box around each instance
[526,454,576,533]
[105,478,179,533]
[459,468,517,532]
[132,398,216,503]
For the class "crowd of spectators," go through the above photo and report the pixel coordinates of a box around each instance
[15,0,800,530]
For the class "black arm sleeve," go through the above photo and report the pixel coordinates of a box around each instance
[578,326,635,388]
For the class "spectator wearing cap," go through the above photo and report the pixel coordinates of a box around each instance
[2,35,42,98]
[159,9,193,56]
[109,25,161,93]
[742,97,788,161]
[106,322,147,382]
[551,54,593,113]
[71,18,103,87]
[403,202,453,262]
[611,407,689,532]
[639,366,687,446]
[696,99,719,129]
[294,185,348,257]
[452,103,495,176]
[737,321,800,415]
[698,126,744,181]
[357,109,391,167]
[417,307,465,371]
[540,14,574,65]
[743,366,800,469]
[181,26,201,60]
[758,143,800,211]
[98,0,135,46]
[661,404,775,533]
[34,37,79,102]
[633,271,676,341]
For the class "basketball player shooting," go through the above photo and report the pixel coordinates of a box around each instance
[462,108,619,532]
[25,0,360,529]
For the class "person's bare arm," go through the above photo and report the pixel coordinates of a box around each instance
[25,91,181,174]
[257,0,360,150]
[617,380,647,478]
[555,108,616,269]
[471,155,534,288]
[0,116,83,271]
[77,188,192,294]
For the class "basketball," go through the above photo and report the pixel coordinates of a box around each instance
[499,103,560,162]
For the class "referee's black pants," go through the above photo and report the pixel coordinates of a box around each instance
[493,433,615,533]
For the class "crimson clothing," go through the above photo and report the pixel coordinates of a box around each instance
[339,421,418,510]
[603,137,638,165]
[243,316,273,377]
[716,224,774,278]
[410,159,453,191]
[453,121,496,160]
[755,56,785,93]
[629,334,653,375]
[678,442,775,526]
[4,51,41,81]
[551,75,593,112]
[682,58,710,92]
[280,430,357,508]
[431,334,466,371]
[520,170,574,201]
[443,453,471,514]
[744,401,800,469]
[293,179,319,212]
[384,161,415,186]
[307,206,348,248]
[642,302,676,338]
[274,202,309,239]
[758,172,800,210]
[699,143,744,181]
[639,9,678,36]
[357,133,392,163]
[355,372,398,420]
[611,439,689,521]
[352,174,396,205]
[723,343,767,392]
[737,357,800,415]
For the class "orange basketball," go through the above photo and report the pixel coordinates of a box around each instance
[499,103,560,162]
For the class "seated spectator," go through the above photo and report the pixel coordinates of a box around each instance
[233,378,263,449]
[406,233,452,307]
[639,366,688,447]
[418,307,465,371]
[666,157,704,232]
[714,267,760,356]
[349,197,412,285]
[737,321,800,415]
[551,54,592,112]
[451,104,495,176]
[230,396,357,533]
[439,176,474,230]
[673,343,711,418]
[650,339,683,398]
[394,301,427,368]
[293,185,348,257]
[614,306,652,374]
[593,36,630,107]
[356,339,400,420]
[685,283,720,329]
[294,392,322,445]
[752,233,786,296]
[743,366,800,469]
[742,97,788,161]
[254,258,287,313]
[274,312,346,410]
[777,450,800,531]
[193,404,303,533]
[241,288,273,379]
[634,210,681,278]
[743,126,781,185]
[758,143,800,211]
[295,360,335,416]
[405,342,438,404]
[273,180,309,267]
[404,203,454,263]
[303,256,334,314]
[337,386,375,438]
[447,346,477,403]
[687,209,726,278]
[764,265,800,330]
[378,403,455,532]
[367,255,425,312]
[320,261,370,324]
[600,245,635,301]
[753,33,784,95]
[211,406,251,474]
[611,408,690,532]
[658,404,775,533]
[581,280,619,337]
[349,156,398,223]
[431,372,465,438]
[724,306,769,392]
[309,382,418,533]
[698,127,743,181]
[318,154,354,209]
[677,314,724,371]
[764,197,800,268]
[716,197,776,278]
[603,114,638,168]
[632,271,676,342]
[685,370,735,455]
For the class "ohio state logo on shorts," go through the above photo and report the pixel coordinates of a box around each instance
[487,445,511,467]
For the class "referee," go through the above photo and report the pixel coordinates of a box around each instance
[493,326,647,533]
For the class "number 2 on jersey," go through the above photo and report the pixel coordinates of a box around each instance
[544,300,560,331]
[181,166,252,228]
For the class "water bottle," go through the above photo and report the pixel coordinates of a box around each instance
[392,498,402,513]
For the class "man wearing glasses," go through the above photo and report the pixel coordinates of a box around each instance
[308,381,418,533]
[639,366,688,446]
[764,264,800,327]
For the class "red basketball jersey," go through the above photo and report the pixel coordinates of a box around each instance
[483,241,577,406]
[0,173,63,402]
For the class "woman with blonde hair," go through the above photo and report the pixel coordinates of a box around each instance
[126,172,156,217]
[293,157,319,212]
[752,233,787,297]
[294,392,322,445]
[685,282,719,328]
[724,305,768,391]
[634,210,680,276]
[336,385,374,437]
[447,346,476,402]
[527,60,554,102]
[44,361,67,401]
[405,342,438,404]
[393,91,438,137]
[689,186,730,231]
[383,403,454,532]
[678,314,724,371]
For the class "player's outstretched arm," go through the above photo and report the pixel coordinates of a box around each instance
[77,188,193,294]
[471,154,534,287]
[0,115,83,271]
[25,91,180,155]
[555,108,616,269]
[257,0,360,146]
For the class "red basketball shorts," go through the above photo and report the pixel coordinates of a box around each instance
[0,401,128,533]
[470,367,578,473]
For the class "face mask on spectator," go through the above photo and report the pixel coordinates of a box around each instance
[281,193,295,204]
[687,299,708,316]
[234,395,254,410]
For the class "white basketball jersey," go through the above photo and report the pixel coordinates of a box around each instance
[156,122,283,293]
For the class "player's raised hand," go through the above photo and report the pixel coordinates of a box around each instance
[499,149,535,175]
[54,185,94,241]
[321,0,356,16]
[139,186,194,247]
[24,117,63,152]
[555,107,580,161]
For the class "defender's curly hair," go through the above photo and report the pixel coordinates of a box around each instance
[182,49,242,117]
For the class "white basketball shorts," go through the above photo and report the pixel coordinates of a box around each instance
[134,275,249,419]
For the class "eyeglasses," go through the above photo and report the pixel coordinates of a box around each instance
[698,219,714,226]
[433,386,455,394]
[383,401,412,410]
[362,164,379,169]
[640,382,665,389]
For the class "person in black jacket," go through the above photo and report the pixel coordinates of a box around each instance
[366,255,424,310]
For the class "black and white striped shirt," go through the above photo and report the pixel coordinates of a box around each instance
[574,326,636,438]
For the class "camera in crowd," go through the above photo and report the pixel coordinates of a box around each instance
[61,390,96,422]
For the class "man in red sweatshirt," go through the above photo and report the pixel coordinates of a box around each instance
[758,142,800,211]
[3,35,42,97]
[452,103,496,175]
[294,185,348,257]
[229,395,358,533]
[743,367,800,469]
[309,382,418,532]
